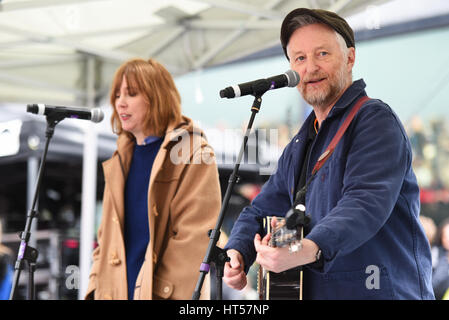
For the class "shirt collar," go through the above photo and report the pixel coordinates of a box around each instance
[328,78,367,117]
[142,135,162,145]
[308,113,318,140]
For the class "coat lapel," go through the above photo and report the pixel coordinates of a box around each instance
[146,117,190,249]
[102,134,135,231]
[102,156,126,231]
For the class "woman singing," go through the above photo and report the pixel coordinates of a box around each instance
[86,58,221,300]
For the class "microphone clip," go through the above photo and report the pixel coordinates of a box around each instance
[250,79,272,97]
[44,111,66,138]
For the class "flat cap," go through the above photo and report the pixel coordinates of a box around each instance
[280,8,355,60]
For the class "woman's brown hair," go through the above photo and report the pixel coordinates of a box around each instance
[110,58,182,138]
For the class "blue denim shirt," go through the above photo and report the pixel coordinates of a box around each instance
[225,79,434,299]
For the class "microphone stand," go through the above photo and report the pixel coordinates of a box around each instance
[9,112,66,300]
[192,94,264,300]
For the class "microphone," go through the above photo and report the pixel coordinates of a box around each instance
[219,69,299,99]
[27,104,104,123]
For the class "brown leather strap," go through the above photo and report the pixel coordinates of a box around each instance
[311,96,370,176]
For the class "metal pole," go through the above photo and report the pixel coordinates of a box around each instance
[27,157,38,248]
[78,55,98,299]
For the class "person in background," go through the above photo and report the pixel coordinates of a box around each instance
[419,215,437,247]
[432,218,449,299]
[419,215,439,264]
[85,58,221,300]
[0,219,12,300]
[223,8,434,299]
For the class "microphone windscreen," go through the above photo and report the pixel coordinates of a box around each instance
[285,70,300,87]
[91,108,104,123]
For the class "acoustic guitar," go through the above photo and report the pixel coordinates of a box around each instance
[257,215,304,300]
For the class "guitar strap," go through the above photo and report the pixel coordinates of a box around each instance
[294,95,370,206]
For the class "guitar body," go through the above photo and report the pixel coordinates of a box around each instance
[256,97,367,300]
[257,216,304,300]
[258,266,303,300]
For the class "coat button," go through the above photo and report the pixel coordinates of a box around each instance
[109,253,121,265]
[153,252,157,264]
[109,258,121,266]
[163,286,170,294]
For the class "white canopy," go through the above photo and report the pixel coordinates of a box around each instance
[0,0,390,107]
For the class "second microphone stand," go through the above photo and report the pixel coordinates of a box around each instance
[192,94,264,300]
[9,112,65,300]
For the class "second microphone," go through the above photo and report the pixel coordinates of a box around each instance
[219,69,300,99]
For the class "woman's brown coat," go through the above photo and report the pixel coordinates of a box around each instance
[86,116,221,299]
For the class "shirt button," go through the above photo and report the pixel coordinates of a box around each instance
[295,139,299,143]
[112,217,119,223]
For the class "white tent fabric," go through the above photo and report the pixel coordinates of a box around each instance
[0,0,391,107]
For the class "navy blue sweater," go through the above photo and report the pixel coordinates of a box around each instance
[124,136,163,300]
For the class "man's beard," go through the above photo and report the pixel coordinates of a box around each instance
[299,65,348,108]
